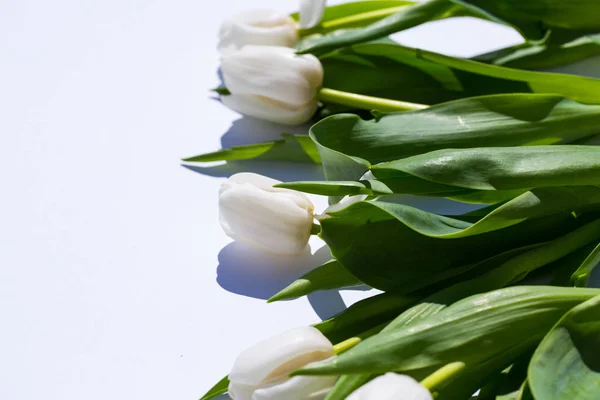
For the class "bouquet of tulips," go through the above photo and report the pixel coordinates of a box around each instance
[188,0,600,399]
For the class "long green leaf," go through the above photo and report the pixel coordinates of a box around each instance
[292,1,417,34]
[318,196,596,292]
[280,146,600,196]
[324,41,600,104]
[182,134,320,164]
[310,95,600,183]
[474,34,600,70]
[453,0,600,42]
[528,295,600,399]
[313,291,422,344]
[268,260,363,302]
[295,286,600,376]
[297,0,475,55]
[199,376,229,400]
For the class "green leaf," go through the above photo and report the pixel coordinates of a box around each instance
[453,0,600,42]
[313,291,423,344]
[310,94,600,184]
[281,146,600,196]
[199,375,229,400]
[474,34,600,70]
[375,146,600,191]
[295,286,600,376]
[268,260,363,302]
[570,242,600,287]
[182,134,320,164]
[528,295,600,400]
[317,195,600,292]
[292,1,417,34]
[297,0,482,55]
[322,41,600,105]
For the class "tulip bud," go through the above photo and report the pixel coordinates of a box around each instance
[228,326,338,399]
[219,173,315,255]
[299,0,327,29]
[220,46,324,125]
[218,9,299,54]
[346,373,433,400]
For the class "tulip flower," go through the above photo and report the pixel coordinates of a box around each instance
[219,172,315,255]
[228,326,338,399]
[218,9,299,54]
[346,373,433,400]
[220,45,324,125]
[300,0,327,30]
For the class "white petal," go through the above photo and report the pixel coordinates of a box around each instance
[299,0,327,29]
[221,45,323,107]
[221,93,317,125]
[346,373,433,400]
[252,374,338,400]
[224,173,313,210]
[229,327,334,390]
[219,173,315,254]
[218,9,299,54]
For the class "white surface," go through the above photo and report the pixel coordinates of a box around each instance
[0,1,597,400]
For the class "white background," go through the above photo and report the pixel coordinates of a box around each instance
[1,1,599,399]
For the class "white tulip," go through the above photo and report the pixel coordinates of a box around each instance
[346,373,433,400]
[218,9,299,54]
[300,0,327,29]
[219,173,315,255]
[228,326,338,400]
[220,46,323,125]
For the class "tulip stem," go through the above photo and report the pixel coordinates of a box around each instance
[318,88,428,112]
[420,361,466,393]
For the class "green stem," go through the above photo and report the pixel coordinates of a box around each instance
[300,6,409,36]
[318,88,428,112]
[420,361,466,393]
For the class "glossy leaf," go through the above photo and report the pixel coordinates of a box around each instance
[310,94,600,183]
[313,291,423,344]
[474,34,600,70]
[322,41,600,104]
[529,295,600,399]
[182,134,320,164]
[570,242,600,287]
[199,375,229,400]
[292,1,417,34]
[453,0,600,42]
[317,196,599,291]
[296,0,482,55]
[295,286,600,376]
[280,146,600,196]
[268,260,362,302]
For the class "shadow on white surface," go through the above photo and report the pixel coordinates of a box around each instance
[216,242,332,301]
[183,161,325,182]
[307,289,349,321]
[220,116,311,148]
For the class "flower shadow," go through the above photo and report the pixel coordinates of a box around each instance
[216,242,332,301]
[182,161,325,182]
[220,116,311,148]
